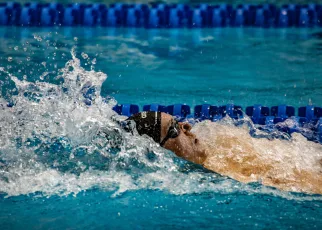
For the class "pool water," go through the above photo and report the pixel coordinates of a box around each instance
[0,27,322,229]
[1,27,322,107]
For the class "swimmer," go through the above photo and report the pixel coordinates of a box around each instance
[124,111,322,195]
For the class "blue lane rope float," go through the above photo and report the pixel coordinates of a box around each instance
[112,103,322,144]
[0,2,322,27]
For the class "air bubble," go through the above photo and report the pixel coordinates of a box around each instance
[7,57,13,62]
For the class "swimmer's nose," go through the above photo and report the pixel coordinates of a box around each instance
[179,122,192,132]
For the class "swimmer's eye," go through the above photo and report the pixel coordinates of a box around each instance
[160,120,180,147]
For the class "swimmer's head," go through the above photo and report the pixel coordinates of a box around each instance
[127,112,206,165]
[126,111,162,143]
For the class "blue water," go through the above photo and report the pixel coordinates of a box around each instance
[1,190,322,229]
[0,27,322,229]
[1,27,322,107]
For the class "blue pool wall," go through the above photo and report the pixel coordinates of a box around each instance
[0,2,322,28]
[113,103,322,143]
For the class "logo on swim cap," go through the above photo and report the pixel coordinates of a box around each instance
[141,112,147,119]
[126,111,161,143]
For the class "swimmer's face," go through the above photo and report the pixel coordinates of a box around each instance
[160,113,207,165]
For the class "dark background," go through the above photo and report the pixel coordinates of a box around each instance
[0,0,321,5]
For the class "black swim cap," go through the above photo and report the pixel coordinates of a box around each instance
[127,111,161,143]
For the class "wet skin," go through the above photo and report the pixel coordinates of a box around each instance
[160,113,207,165]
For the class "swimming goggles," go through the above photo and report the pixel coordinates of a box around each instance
[160,119,180,147]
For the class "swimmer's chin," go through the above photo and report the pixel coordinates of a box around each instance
[191,142,208,165]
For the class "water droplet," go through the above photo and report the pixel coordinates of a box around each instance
[23,47,27,52]
[7,57,13,62]
[23,75,27,80]
[41,62,46,67]
[14,46,19,51]
[33,34,42,42]
[81,52,89,59]
[74,37,78,42]
[26,57,31,61]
